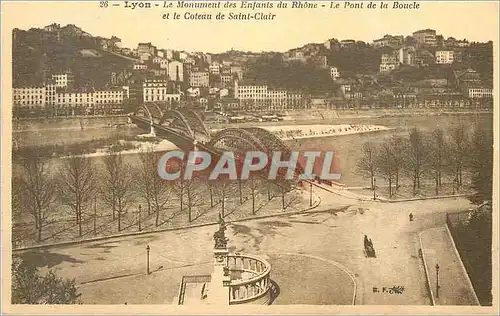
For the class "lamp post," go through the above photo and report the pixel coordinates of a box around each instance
[146,245,151,275]
[373,178,377,200]
[138,205,142,231]
[436,263,440,298]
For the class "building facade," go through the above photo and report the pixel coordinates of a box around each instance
[168,61,184,82]
[143,79,181,104]
[412,29,437,46]
[398,46,416,65]
[435,50,454,64]
[189,72,210,87]
[330,67,340,79]
[13,87,46,108]
[52,73,74,89]
[468,87,493,98]
[373,35,404,48]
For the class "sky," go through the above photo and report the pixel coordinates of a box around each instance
[2,1,499,53]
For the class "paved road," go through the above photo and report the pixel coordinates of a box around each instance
[15,189,474,305]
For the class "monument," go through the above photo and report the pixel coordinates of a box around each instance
[176,215,273,305]
[206,214,231,305]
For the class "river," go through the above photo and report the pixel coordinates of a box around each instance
[12,113,492,187]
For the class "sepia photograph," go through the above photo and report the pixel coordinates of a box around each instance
[1,0,498,314]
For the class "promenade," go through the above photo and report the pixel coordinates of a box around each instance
[420,226,479,305]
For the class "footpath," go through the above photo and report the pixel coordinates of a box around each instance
[313,182,468,203]
[419,226,479,305]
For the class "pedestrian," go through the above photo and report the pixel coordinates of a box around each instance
[409,213,414,221]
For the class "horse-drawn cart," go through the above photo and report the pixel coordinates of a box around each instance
[363,235,376,258]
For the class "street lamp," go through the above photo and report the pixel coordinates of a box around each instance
[373,177,377,200]
[436,263,440,298]
[146,245,151,275]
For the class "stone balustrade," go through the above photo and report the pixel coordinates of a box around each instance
[227,253,271,304]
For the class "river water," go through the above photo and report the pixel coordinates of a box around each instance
[12,113,492,187]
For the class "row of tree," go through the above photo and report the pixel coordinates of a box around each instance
[357,122,493,202]
[13,147,290,243]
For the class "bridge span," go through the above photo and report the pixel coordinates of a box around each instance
[128,105,306,185]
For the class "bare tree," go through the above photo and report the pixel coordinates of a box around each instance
[427,128,446,195]
[18,151,55,242]
[150,153,171,227]
[137,148,171,226]
[357,141,377,190]
[58,155,96,237]
[405,128,428,195]
[215,181,230,218]
[12,169,24,221]
[136,147,156,216]
[389,135,405,191]
[449,124,469,189]
[183,178,204,223]
[102,152,133,232]
[375,140,395,198]
[248,175,259,215]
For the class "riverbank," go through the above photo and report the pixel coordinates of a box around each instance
[12,109,491,132]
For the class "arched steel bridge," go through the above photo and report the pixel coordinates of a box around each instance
[128,104,304,182]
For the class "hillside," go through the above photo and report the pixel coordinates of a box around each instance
[12,29,136,89]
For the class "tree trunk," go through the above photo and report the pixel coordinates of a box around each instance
[179,183,184,214]
[209,185,214,207]
[118,201,122,232]
[435,173,439,195]
[412,174,417,196]
[281,187,285,210]
[238,180,243,204]
[37,211,42,242]
[388,177,393,198]
[251,178,255,215]
[78,208,82,237]
[187,188,192,223]
[155,206,159,227]
[37,224,42,242]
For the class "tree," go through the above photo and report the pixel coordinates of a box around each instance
[376,140,395,198]
[12,259,81,304]
[137,148,171,226]
[214,181,230,218]
[389,135,405,191]
[469,124,493,204]
[449,124,469,190]
[183,178,203,223]
[18,151,55,242]
[248,175,259,215]
[427,128,446,195]
[405,128,428,196]
[58,155,96,237]
[136,147,156,216]
[357,141,377,190]
[102,152,133,232]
